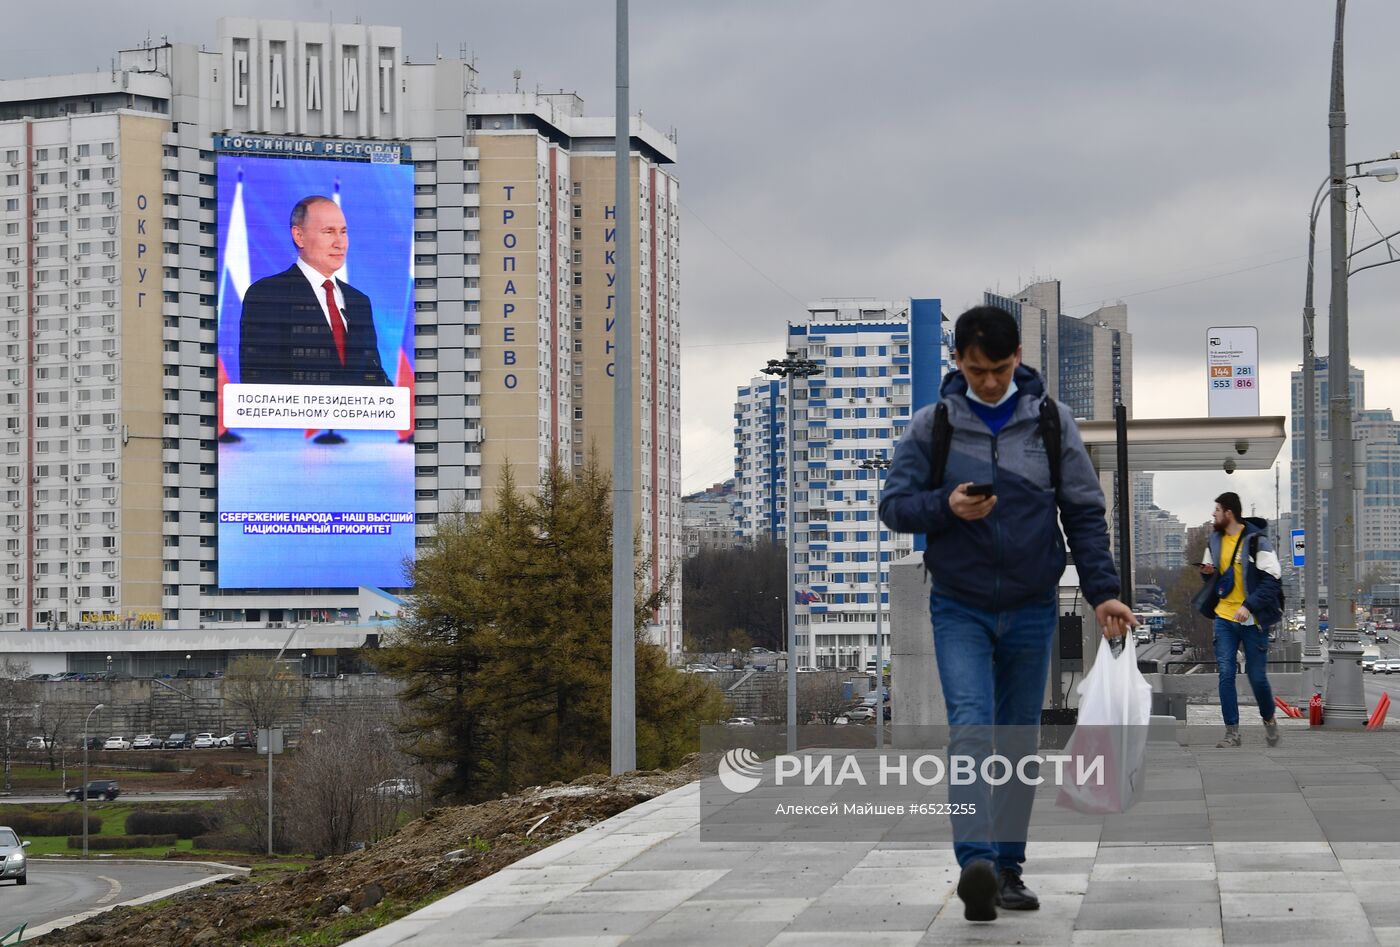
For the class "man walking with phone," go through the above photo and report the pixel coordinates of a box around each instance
[880,305,1136,924]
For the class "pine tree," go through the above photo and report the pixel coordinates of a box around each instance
[376,459,726,801]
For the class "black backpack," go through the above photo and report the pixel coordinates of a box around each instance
[926,395,1063,490]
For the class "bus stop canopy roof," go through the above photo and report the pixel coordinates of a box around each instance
[1074,415,1286,472]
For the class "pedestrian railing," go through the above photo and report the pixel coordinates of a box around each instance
[1160,660,1303,674]
[1,922,26,945]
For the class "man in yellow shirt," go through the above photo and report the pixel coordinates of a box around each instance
[1199,492,1283,747]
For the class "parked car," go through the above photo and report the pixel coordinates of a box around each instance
[130,733,159,750]
[102,736,131,751]
[724,717,756,728]
[65,779,120,802]
[846,706,877,722]
[24,736,50,750]
[216,730,254,749]
[25,673,52,682]
[192,732,218,749]
[370,778,421,799]
[0,826,29,885]
[163,732,193,749]
[76,736,103,751]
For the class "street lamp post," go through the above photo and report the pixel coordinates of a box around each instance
[1300,156,1398,708]
[610,0,637,777]
[762,352,823,753]
[1321,0,1370,727]
[859,455,891,749]
[82,702,104,858]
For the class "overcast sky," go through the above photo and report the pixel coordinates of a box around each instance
[9,1,1400,530]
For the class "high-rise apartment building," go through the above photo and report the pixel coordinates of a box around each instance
[734,298,948,669]
[0,17,682,653]
[1131,473,1186,575]
[1290,358,1367,597]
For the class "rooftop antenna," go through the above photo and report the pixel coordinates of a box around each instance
[513,69,522,93]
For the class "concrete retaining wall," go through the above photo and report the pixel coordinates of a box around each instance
[20,676,404,743]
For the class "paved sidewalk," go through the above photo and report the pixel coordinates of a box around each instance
[351,720,1400,946]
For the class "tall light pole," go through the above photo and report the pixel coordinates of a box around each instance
[1322,0,1369,727]
[762,352,822,753]
[81,702,104,858]
[610,0,637,775]
[1300,156,1397,707]
[859,455,891,749]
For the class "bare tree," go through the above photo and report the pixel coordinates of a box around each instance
[279,712,413,857]
[0,660,36,793]
[223,656,299,731]
[799,673,855,725]
[34,700,73,771]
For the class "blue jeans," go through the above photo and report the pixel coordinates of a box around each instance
[930,592,1056,874]
[1213,617,1275,727]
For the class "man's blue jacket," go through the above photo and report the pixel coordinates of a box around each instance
[878,365,1121,611]
[1201,518,1283,630]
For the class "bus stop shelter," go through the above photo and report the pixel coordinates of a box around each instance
[1069,413,1287,678]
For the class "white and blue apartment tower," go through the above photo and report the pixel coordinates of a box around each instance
[733,298,949,669]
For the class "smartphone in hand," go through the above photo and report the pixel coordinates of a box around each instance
[964,483,995,498]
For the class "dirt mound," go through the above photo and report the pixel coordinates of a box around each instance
[35,757,699,946]
[178,764,239,789]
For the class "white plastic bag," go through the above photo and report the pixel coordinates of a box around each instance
[1055,635,1153,815]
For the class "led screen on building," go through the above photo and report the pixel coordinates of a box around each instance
[215,152,415,588]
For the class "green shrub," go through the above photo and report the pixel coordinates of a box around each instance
[8,812,100,836]
[125,810,221,839]
[148,757,181,773]
[65,834,178,850]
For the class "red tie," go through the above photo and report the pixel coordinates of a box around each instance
[322,279,346,367]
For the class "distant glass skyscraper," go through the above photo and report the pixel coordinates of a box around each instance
[984,279,1132,421]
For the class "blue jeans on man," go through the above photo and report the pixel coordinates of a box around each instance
[1213,617,1274,726]
[931,592,1056,874]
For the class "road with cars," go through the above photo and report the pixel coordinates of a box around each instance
[0,790,233,805]
[0,858,235,934]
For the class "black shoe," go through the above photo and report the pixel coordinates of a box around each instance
[998,869,1040,911]
[957,860,998,922]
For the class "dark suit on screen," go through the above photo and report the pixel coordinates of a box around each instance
[238,265,390,387]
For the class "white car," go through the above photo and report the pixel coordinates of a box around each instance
[24,736,49,751]
[102,736,131,751]
[130,734,159,750]
[191,732,218,749]
[724,717,756,728]
[1377,661,1396,675]
[846,706,877,722]
[371,778,421,799]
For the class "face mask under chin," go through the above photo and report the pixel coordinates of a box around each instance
[966,378,1017,408]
